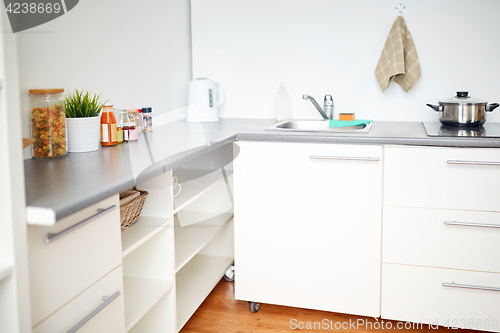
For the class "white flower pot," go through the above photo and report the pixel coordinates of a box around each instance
[66,116,101,153]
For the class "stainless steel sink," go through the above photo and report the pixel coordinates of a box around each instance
[266,120,372,133]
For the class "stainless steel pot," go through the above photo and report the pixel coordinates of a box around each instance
[426,91,499,127]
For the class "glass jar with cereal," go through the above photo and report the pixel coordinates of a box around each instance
[29,89,68,159]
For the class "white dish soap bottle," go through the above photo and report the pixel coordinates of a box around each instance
[275,83,291,122]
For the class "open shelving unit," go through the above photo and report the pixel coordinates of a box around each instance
[121,216,173,257]
[174,168,232,214]
[121,171,176,333]
[124,276,174,331]
[120,142,235,333]
[176,254,233,331]
[175,211,233,272]
[173,160,234,332]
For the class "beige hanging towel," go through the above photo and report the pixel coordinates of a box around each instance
[375,16,421,92]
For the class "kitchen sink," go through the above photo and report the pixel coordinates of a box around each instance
[266,120,372,133]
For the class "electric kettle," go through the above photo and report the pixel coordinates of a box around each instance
[186,78,224,122]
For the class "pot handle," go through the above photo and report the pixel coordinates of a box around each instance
[486,103,499,112]
[426,104,443,112]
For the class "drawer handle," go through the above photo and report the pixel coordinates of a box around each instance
[447,160,500,166]
[66,291,120,333]
[443,282,500,293]
[444,221,500,229]
[309,155,380,161]
[45,205,117,244]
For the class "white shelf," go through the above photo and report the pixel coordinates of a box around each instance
[176,254,233,331]
[175,212,233,272]
[124,275,174,332]
[173,169,232,214]
[122,216,173,257]
[0,263,13,282]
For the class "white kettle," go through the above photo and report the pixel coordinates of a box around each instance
[186,78,224,122]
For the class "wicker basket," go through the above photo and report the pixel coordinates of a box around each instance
[120,187,149,231]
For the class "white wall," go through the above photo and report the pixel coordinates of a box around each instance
[17,0,192,142]
[192,0,500,122]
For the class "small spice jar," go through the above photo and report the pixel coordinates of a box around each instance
[29,88,68,159]
[138,108,144,131]
[127,122,138,141]
[128,110,141,133]
[142,107,153,132]
[116,125,123,144]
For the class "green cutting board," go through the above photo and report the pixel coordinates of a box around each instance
[329,119,372,128]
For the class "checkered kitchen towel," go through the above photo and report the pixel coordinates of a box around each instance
[375,16,421,92]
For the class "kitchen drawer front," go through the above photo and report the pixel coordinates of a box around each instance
[383,206,500,273]
[28,195,122,326]
[381,263,500,332]
[33,265,125,333]
[384,146,500,211]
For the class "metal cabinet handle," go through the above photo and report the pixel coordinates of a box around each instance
[444,221,500,229]
[45,205,116,244]
[66,291,120,333]
[309,155,380,161]
[447,160,500,166]
[443,282,500,293]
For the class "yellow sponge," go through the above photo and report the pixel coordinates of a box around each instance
[339,113,355,121]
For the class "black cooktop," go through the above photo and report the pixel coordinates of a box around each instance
[422,122,500,138]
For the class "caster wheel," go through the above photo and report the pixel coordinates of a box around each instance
[224,265,235,282]
[248,301,260,313]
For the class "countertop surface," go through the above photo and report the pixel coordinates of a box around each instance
[25,118,500,222]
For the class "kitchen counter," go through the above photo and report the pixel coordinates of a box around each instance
[24,118,500,224]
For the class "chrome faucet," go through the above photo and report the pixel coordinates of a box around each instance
[302,94,333,120]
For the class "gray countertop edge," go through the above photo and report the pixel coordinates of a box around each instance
[235,132,500,147]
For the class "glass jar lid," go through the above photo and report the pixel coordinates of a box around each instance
[29,88,64,94]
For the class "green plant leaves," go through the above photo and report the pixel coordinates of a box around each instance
[65,89,107,118]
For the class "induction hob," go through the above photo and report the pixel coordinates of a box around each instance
[423,122,500,138]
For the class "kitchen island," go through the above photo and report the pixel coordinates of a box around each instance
[23,119,500,333]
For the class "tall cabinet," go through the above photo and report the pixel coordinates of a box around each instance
[0,10,32,333]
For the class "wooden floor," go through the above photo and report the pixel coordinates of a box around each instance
[181,278,475,333]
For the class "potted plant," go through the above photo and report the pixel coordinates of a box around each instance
[65,90,107,153]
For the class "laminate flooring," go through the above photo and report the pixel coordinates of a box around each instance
[181,279,476,333]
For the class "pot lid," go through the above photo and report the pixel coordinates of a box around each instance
[439,91,487,104]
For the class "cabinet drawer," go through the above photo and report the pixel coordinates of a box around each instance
[383,207,500,273]
[384,146,500,211]
[381,263,500,332]
[28,195,122,326]
[33,265,125,333]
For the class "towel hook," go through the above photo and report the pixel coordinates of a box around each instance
[395,3,406,16]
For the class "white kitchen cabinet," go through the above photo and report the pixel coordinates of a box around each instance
[234,141,382,317]
[382,145,500,332]
[28,194,123,327]
[384,145,500,212]
[33,266,125,333]
[382,263,500,332]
